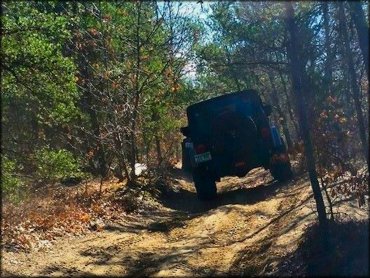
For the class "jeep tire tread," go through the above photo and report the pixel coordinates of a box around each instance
[270,161,293,182]
[192,169,217,201]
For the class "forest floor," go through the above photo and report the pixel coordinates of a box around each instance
[1,165,368,277]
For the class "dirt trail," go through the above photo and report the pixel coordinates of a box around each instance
[2,167,367,277]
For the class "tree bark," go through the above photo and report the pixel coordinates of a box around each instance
[268,72,293,150]
[348,2,369,77]
[322,2,333,95]
[80,68,108,179]
[129,1,142,183]
[284,3,328,237]
[278,71,300,140]
[338,3,369,167]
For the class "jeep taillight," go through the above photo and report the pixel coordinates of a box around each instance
[261,127,270,139]
[195,144,207,154]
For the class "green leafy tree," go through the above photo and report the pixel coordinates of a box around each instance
[34,148,82,183]
[2,1,80,177]
[1,156,24,203]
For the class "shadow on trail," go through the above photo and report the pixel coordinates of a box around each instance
[161,173,292,215]
[39,170,313,277]
[42,246,219,277]
[168,167,194,183]
[270,220,369,277]
[42,178,312,278]
[104,209,190,234]
[105,168,297,235]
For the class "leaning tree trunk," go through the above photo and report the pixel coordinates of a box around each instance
[268,72,293,150]
[278,71,300,140]
[322,2,334,96]
[348,2,369,77]
[338,3,369,168]
[284,3,328,240]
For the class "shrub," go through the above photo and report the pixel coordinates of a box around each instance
[35,147,83,184]
[2,156,24,203]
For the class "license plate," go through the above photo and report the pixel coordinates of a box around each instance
[194,152,212,163]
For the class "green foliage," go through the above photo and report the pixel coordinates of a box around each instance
[1,157,25,203]
[2,1,81,169]
[35,148,83,183]
[2,2,79,110]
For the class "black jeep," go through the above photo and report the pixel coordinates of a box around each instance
[180,89,292,200]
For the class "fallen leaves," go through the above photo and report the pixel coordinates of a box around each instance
[1,181,128,253]
[320,165,369,208]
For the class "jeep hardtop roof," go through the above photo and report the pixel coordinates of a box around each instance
[186,89,262,116]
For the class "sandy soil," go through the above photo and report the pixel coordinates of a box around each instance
[2,167,368,277]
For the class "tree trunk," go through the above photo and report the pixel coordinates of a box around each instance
[146,144,150,166]
[278,71,300,140]
[80,79,108,178]
[113,132,130,181]
[348,2,369,77]
[338,3,369,167]
[155,132,162,167]
[284,3,328,239]
[268,72,293,150]
[72,5,108,178]
[129,1,143,183]
[322,2,333,95]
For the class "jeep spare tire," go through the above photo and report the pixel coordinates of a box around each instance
[210,111,257,160]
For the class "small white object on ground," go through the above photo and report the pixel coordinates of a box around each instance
[135,163,147,176]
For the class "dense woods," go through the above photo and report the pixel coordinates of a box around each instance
[1,1,368,276]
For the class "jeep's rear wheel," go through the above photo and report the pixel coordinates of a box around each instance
[269,138,293,182]
[270,161,293,182]
[192,169,217,201]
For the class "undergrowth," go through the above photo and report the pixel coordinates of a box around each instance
[276,219,369,276]
[1,176,163,253]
